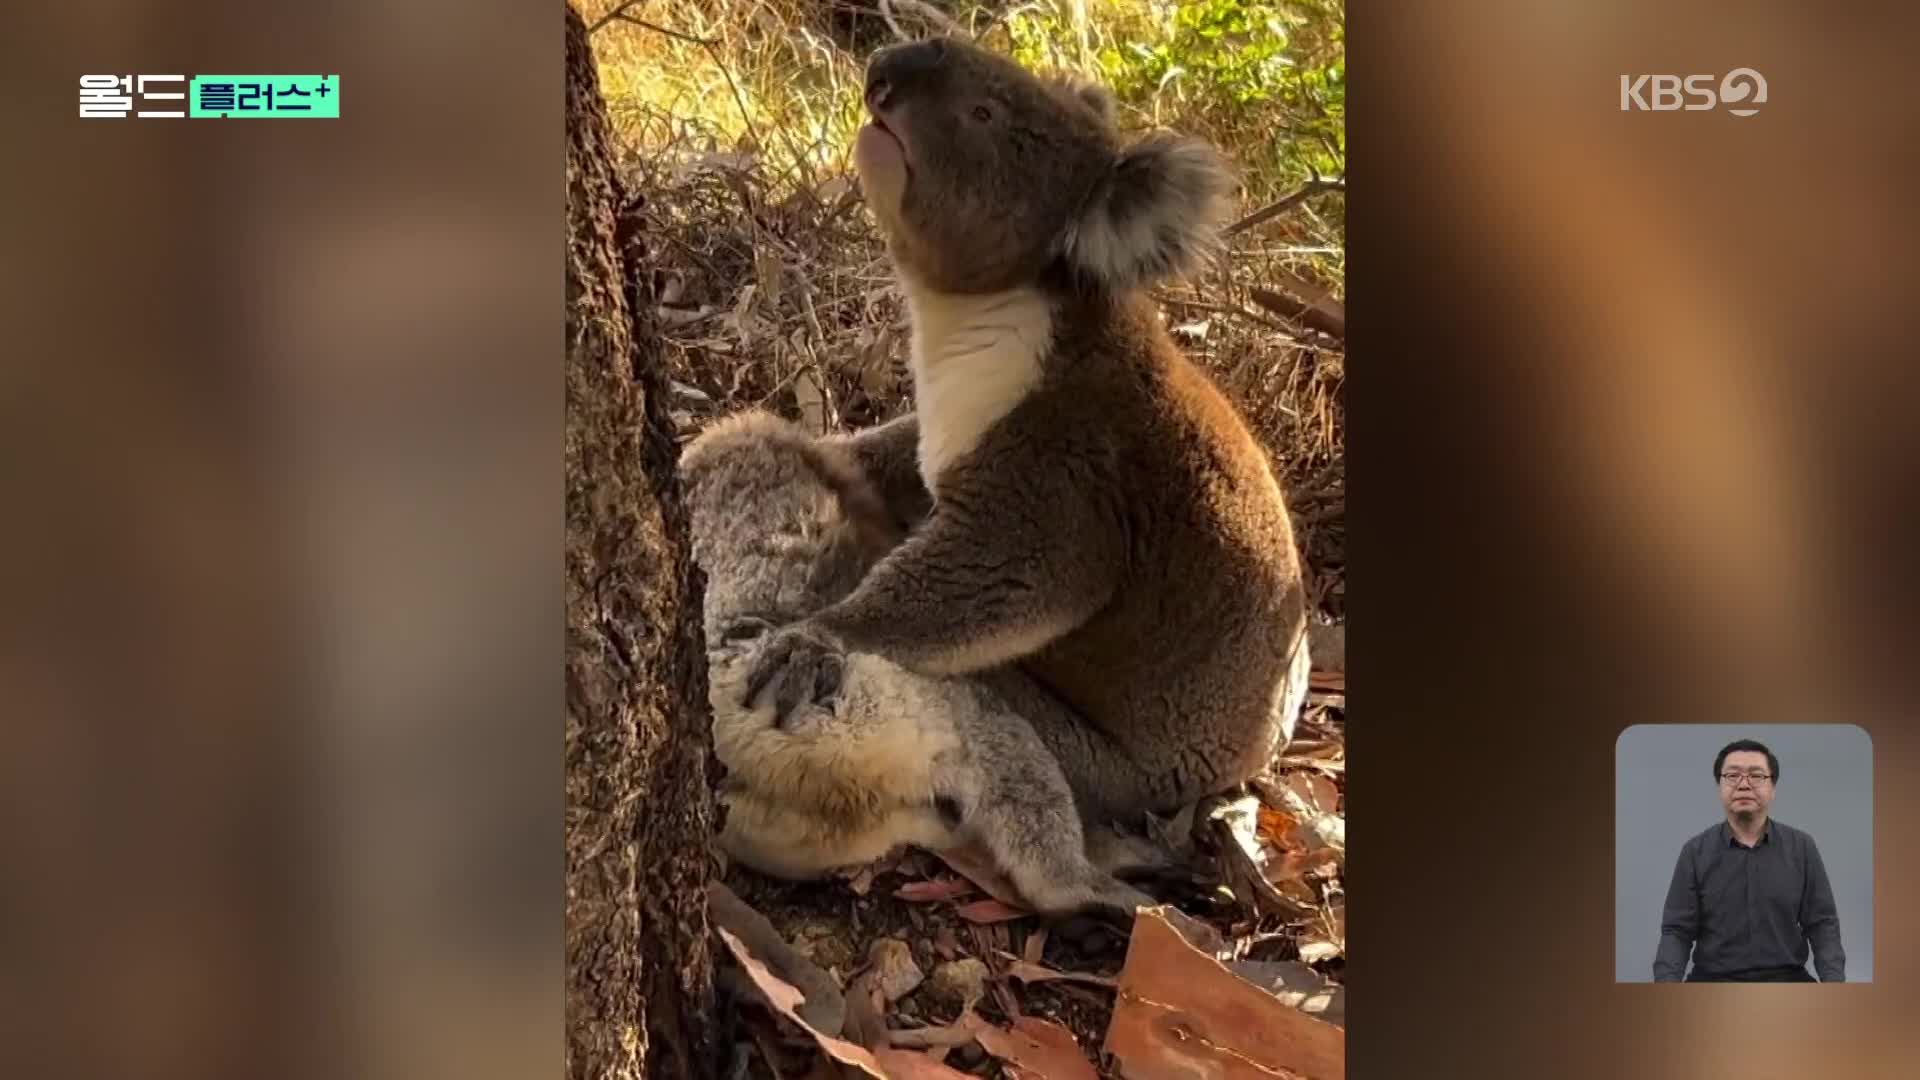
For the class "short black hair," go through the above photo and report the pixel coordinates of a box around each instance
[1714,739,1780,783]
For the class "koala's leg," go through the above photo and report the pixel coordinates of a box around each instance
[972,666,1177,821]
[825,412,932,532]
[930,683,1155,925]
[1081,819,1183,880]
[955,749,1156,926]
[972,632,1312,823]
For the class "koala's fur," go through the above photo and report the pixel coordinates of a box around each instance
[680,411,1155,922]
[745,37,1312,823]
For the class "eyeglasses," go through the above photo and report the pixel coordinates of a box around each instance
[1719,770,1773,787]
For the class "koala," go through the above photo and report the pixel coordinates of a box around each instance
[744,37,1312,824]
[679,410,1155,923]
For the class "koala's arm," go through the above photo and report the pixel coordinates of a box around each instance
[810,475,1122,677]
[827,413,933,530]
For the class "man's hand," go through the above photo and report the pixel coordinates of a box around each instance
[742,620,848,727]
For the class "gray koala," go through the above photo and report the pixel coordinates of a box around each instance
[743,37,1313,824]
[679,410,1155,923]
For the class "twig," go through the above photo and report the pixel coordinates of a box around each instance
[606,13,712,47]
[1222,175,1348,238]
[600,14,764,154]
[1317,132,1345,175]
[1248,284,1345,341]
[1153,293,1294,335]
[586,1,647,35]
[975,3,1048,45]
[878,0,910,41]
[879,0,961,40]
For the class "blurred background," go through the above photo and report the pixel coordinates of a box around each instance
[1348,2,1918,1075]
[3,4,559,1079]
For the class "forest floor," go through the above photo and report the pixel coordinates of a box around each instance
[715,693,1346,1078]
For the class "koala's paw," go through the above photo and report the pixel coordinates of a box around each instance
[1081,881,1155,933]
[714,614,779,660]
[742,620,847,727]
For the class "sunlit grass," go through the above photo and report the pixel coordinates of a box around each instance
[583,0,1344,277]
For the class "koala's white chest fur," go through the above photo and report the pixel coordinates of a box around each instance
[903,285,1052,490]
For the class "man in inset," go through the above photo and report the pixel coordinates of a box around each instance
[1653,739,1846,982]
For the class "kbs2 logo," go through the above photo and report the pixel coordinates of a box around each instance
[1619,68,1767,117]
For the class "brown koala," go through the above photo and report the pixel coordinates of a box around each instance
[745,37,1312,823]
[680,411,1156,923]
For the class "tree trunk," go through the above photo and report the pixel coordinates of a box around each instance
[565,6,719,1080]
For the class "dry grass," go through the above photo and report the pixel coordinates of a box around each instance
[586,0,1345,619]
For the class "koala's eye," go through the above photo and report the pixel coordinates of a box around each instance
[971,104,993,123]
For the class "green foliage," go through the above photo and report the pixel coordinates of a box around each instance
[1000,0,1344,205]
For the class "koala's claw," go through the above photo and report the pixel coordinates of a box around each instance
[742,622,848,725]
[712,615,783,666]
[716,615,781,661]
[720,615,779,644]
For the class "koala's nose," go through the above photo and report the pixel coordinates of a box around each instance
[865,37,948,111]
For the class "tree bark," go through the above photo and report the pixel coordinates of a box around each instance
[565,5,719,1080]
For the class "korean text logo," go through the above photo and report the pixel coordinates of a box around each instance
[80,75,340,119]
[1619,68,1767,117]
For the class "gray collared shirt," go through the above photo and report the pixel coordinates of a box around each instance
[1653,817,1845,981]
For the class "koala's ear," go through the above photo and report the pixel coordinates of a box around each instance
[1062,132,1237,291]
[1042,73,1116,126]
[1068,79,1116,125]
